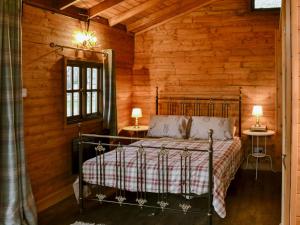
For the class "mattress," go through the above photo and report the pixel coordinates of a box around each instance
[82,137,242,218]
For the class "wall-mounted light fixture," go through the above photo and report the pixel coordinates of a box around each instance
[73,20,97,49]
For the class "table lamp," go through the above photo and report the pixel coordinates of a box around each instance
[251,105,266,131]
[131,108,142,128]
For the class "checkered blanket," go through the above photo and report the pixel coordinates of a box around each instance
[83,137,242,218]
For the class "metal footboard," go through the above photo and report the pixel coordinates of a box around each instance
[78,130,214,225]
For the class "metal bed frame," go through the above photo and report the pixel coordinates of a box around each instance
[155,87,242,137]
[78,87,242,225]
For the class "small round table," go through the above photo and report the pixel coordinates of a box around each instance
[242,129,275,180]
[122,125,149,138]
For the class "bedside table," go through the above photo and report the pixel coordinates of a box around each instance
[122,125,149,138]
[243,129,275,180]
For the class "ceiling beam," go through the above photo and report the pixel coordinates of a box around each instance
[109,0,161,26]
[23,0,88,20]
[128,0,219,34]
[23,0,129,33]
[59,0,81,10]
[89,0,124,19]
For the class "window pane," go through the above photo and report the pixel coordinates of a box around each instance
[67,66,72,90]
[67,93,72,117]
[92,68,97,89]
[92,92,97,113]
[254,0,281,9]
[87,68,91,90]
[65,60,103,123]
[73,92,80,116]
[86,92,91,114]
[73,67,80,90]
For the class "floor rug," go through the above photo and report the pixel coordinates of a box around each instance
[71,221,105,225]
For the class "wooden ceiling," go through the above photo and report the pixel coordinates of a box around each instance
[25,0,218,34]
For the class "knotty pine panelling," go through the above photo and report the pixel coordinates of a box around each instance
[133,0,281,169]
[295,0,300,223]
[22,4,134,211]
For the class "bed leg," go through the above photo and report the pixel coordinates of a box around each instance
[208,129,213,225]
[78,123,84,213]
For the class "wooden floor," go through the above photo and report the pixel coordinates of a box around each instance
[38,170,281,225]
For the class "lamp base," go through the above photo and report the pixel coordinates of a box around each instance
[134,117,139,128]
[250,124,267,132]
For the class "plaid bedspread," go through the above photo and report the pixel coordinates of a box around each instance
[83,137,242,218]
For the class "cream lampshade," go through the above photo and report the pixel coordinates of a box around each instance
[131,108,142,127]
[252,105,263,127]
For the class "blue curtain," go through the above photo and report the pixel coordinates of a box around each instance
[0,1,37,225]
[102,49,117,135]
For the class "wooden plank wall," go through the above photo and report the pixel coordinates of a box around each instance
[293,0,300,223]
[22,4,134,211]
[133,0,281,169]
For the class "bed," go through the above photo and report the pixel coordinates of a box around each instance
[78,87,243,225]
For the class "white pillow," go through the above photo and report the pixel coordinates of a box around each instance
[147,115,190,139]
[189,116,234,140]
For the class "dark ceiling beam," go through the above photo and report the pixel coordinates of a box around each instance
[22,0,129,33]
[23,0,88,20]
[23,0,57,10]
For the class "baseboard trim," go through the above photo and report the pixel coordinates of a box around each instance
[36,185,74,212]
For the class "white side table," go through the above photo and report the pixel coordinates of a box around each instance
[242,129,275,179]
[122,125,149,138]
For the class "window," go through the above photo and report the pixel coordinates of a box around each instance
[64,59,103,124]
[252,0,281,10]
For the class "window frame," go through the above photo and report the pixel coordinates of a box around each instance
[251,0,281,11]
[64,57,103,125]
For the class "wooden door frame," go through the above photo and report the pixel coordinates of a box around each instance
[283,0,298,224]
[282,0,291,224]
[289,0,299,224]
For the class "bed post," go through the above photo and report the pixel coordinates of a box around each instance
[208,129,213,225]
[239,87,242,137]
[156,86,159,115]
[78,122,84,213]
[155,87,158,115]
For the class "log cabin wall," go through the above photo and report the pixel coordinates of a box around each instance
[133,0,281,170]
[292,0,300,223]
[22,4,134,211]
